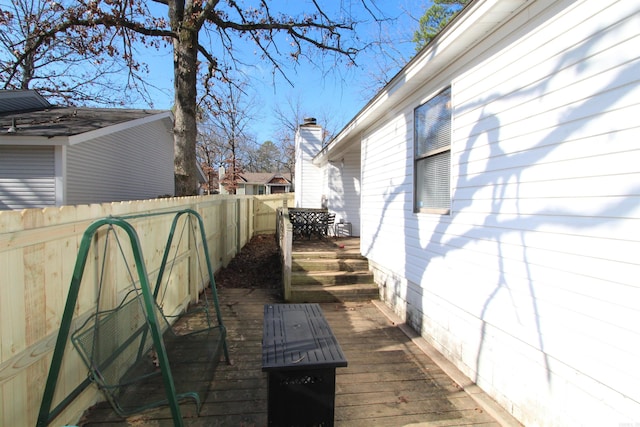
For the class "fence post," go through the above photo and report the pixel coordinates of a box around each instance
[277,208,293,301]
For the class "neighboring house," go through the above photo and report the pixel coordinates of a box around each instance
[195,162,209,195]
[0,90,175,210]
[218,167,292,195]
[295,1,639,426]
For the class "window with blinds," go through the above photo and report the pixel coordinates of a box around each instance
[414,87,451,213]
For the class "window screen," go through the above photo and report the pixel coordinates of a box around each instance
[414,87,451,212]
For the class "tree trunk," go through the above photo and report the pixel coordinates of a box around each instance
[172,24,199,196]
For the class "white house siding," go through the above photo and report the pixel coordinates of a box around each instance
[65,120,174,205]
[362,0,640,426]
[0,145,56,210]
[327,148,362,235]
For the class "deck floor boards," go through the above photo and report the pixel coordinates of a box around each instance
[79,288,511,426]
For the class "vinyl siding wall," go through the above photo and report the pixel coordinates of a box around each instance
[361,0,640,425]
[65,120,174,205]
[0,146,56,210]
[327,149,362,235]
[294,125,324,208]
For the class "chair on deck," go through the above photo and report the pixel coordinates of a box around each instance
[317,212,335,238]
[289,210,306,240]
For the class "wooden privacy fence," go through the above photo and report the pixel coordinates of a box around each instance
[0,193,293,427]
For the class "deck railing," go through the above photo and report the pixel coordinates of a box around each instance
[276,207,293,301]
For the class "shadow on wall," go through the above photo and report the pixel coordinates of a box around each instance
[362,10,639,392]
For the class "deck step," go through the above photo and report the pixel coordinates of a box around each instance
[291,270,374,286]
[292,251,366,260]
[289,241,379,302]
[292,258,369,272]
[288,283,379,303]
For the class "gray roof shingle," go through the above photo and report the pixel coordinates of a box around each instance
[0,90,169,138]
[1,106,166,137]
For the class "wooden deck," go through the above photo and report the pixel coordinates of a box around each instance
[79,287,519,426]
[292,236,362,254]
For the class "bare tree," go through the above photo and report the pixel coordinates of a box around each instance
[272,95,304,179]
[202,78,258,194]
[1,1,383,196]
[0,0,159,106]
[272,94,342,180]
[243,140,282,173]
[196,123,227,194]
[358,19,414,97]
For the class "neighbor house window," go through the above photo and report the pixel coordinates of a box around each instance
[414,86,451,213]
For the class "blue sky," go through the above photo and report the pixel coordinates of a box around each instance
[137,1,424,144]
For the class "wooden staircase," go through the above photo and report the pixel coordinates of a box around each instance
[288,239,379,303]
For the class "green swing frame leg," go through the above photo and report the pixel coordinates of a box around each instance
[37,210,229,427]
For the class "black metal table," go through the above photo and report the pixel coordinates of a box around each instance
[289,208,335,240]
[262,303,348,426]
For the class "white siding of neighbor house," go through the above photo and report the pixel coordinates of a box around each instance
[360,0,640,426]
[0,145,56,210]
[65,119,174,205]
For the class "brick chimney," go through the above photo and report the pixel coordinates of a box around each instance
[294,118,323,208]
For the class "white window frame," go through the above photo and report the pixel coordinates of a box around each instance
[414,86,452,214]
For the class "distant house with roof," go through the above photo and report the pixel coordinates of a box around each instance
[0,90,175,210]
[218,167,292,195]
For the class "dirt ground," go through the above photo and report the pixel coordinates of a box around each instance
[214,234,282,290]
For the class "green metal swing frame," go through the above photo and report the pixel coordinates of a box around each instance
[37,209,230,427]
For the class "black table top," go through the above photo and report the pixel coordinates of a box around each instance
[262,303,348,371]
